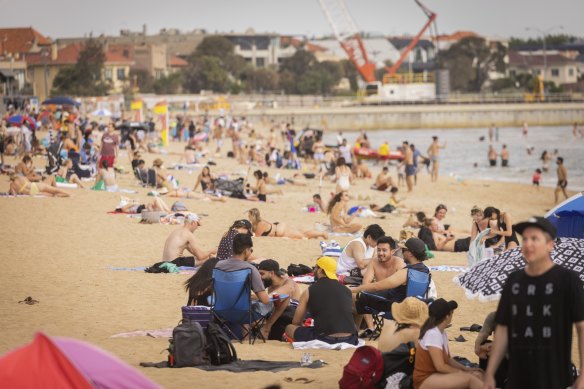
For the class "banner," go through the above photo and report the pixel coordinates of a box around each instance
[154,102,169,146]
[131,100,143,122]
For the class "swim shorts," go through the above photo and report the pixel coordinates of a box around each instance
[405,164,416,177]
[558,180,568,189]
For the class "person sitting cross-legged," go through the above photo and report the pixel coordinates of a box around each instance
[285,256,358,345]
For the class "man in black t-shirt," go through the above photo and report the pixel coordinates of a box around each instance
[284,256,358,345]
[485,217,584,389]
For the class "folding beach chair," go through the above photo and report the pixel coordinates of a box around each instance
[361,267,431,340]
[135,168,157,187]
[211,268,271,344]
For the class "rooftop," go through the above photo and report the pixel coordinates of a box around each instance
[26,43,134,66]
[0,27,51,56]
[509,51,579,67]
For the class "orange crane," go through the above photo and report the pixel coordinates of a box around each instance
[318,0,437,83]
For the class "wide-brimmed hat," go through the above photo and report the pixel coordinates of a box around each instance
[391,297,429,327]
[316,256,337,280]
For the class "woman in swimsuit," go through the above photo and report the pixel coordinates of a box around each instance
[247,208,327,239]
[94,159,118,192]
[334,157,353,194]
[251,170,282,202]
[469,206,488,241]
[193,166,215,193]
[481,207,505,250]
[327,191,362,234]
[114,196,171,214]
[56,159,85,188]
[9,174,70,197]
[486,208,519,250]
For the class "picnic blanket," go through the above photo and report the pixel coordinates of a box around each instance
[110,266,196,275]
[292,339,365,350]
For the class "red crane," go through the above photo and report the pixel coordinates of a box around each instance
[318,0,437,83]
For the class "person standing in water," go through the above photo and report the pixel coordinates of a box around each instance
[554,157,569,204]
[427,136,446,182]
[500,145,509,167]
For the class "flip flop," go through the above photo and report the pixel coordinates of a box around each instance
[18,296,39,305]
[454,335,467,342]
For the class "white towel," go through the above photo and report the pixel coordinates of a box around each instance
[292,339,365,350]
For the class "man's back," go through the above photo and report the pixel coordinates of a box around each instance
[308,278,356,336]
[162,228,189,261]
[214,258,264,294]
[496,265,584,389]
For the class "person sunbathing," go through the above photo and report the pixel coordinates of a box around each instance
[251,170,282,202]
[14,155,42,182]
[424,218,470,253]
[114,197,171,214]
[94,159,118,192]
[248,208,328,239]
[162,214,217,265]
[9,174,70,197]
[371,166,394,191]
[327,191,362,234]
[193,165,216,193]
[56,159,86,188]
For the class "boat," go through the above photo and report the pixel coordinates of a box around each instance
[352,147,404,161]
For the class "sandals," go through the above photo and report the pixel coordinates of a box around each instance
[19,296,39,305]
[460,324,483,332]
[284,377,315,384]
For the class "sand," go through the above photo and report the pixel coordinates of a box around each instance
[0,133,577,388]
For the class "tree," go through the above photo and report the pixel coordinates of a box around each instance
[340,59,359,92]
[183,55,230,93]
[440,37,506,92]
[192,36,248,78]
[154,72,183,94]
[129,69,155,93]
[241,67,279,92]
[52,39,110,96]
[279,50,317,79]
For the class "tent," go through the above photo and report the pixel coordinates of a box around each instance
[0,332,160,389]
[545,192,584,239]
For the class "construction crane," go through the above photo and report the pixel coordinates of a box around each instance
[318,0,437,85]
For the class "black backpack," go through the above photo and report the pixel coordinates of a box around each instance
[378,342,416,389]
[287,263,312,277]
[205,322,238,365]
[168,319,207,367]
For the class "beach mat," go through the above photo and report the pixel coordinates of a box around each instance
[109,266,196,275]
[140,359,325,372]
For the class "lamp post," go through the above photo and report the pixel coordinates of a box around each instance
[525,25,563,82]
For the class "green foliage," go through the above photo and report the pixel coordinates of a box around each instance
[509,34,580,49]
[241,67,279,92]
[183,55,230,93]
[130,68,155,93]
[340,59,359,92]
[279,50,317,79]
[154,72,183,94]
[51,39,111,96]
[278,52,344,94]
[440,37,507,92]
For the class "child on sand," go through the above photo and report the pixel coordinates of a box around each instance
[532,168,541,190]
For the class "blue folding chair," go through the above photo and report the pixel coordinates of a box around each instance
[361,268,431,340]
[211,268,270,344]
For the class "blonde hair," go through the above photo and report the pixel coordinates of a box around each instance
[247,208,261,229]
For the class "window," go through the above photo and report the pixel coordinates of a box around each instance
[256,58,265,67]
[551,68,559,77]
[568,68,574,76]
[104,68,113,80]
[117,68,126,80]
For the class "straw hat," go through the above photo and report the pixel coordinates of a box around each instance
[391,297,429,327]
[153,158,164,167]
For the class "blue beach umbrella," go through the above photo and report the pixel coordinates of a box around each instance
[42,96,80,106]
[7,115,36,130]
[545,192,584,239]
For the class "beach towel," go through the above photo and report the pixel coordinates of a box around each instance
[140,359,324,372]
[467,228,491,267]
[314,223,361,237]
[429,266,469,272]
[292,339,365,350]
[292,275,315,284]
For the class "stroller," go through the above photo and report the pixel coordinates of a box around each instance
[45,141,64,175]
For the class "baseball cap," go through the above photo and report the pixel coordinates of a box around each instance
[515,216,557,239]
[258,259,280,273]
[316,256,338,280]
[185,213,200,224]
[398,238,427,258]
[428,298,458,321]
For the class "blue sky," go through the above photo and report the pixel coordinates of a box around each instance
[0,0,581,40]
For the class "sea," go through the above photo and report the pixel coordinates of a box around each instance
[323,126,584,191]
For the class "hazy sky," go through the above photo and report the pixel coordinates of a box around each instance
[0,0,581,40]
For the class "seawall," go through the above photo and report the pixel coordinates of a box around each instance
[241,103,584,130]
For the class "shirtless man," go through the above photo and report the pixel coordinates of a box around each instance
[427,136,446,182]
[161,214,216,266]
[372,166,394,191]
[426,217,470,253]
[403,141,414,192]
[488,145,497,167]
[355,236,406,335]
[15,155,42,182]
[500,145,509,167]
[554,157,569,204]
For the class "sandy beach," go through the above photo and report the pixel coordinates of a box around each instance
[0,132,578,388]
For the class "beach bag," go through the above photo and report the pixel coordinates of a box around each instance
[287,263,312,277]
[379,342,416,389]
[205,322,237,365]
[168,319,207,367]
[339,345,384,389]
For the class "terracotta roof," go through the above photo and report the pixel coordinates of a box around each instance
[509,51,578,67]
[280,36,326,53]
[436,31,479,42]
[0,27,51,55]
[26,43,133,66]
[169,55,188,67]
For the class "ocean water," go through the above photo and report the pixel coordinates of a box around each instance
[323,126,584,191]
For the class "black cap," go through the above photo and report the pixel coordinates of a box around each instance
[515,216,557,239]
[429,298,458,320]
[232,219,252,233]
[258,259,280,273]
[399,238,427,258]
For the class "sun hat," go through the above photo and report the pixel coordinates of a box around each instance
[391,297,429,327]
[315,256,337,280]
[153,158,164,167]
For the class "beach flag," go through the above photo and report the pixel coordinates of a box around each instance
[154,102,169,146]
